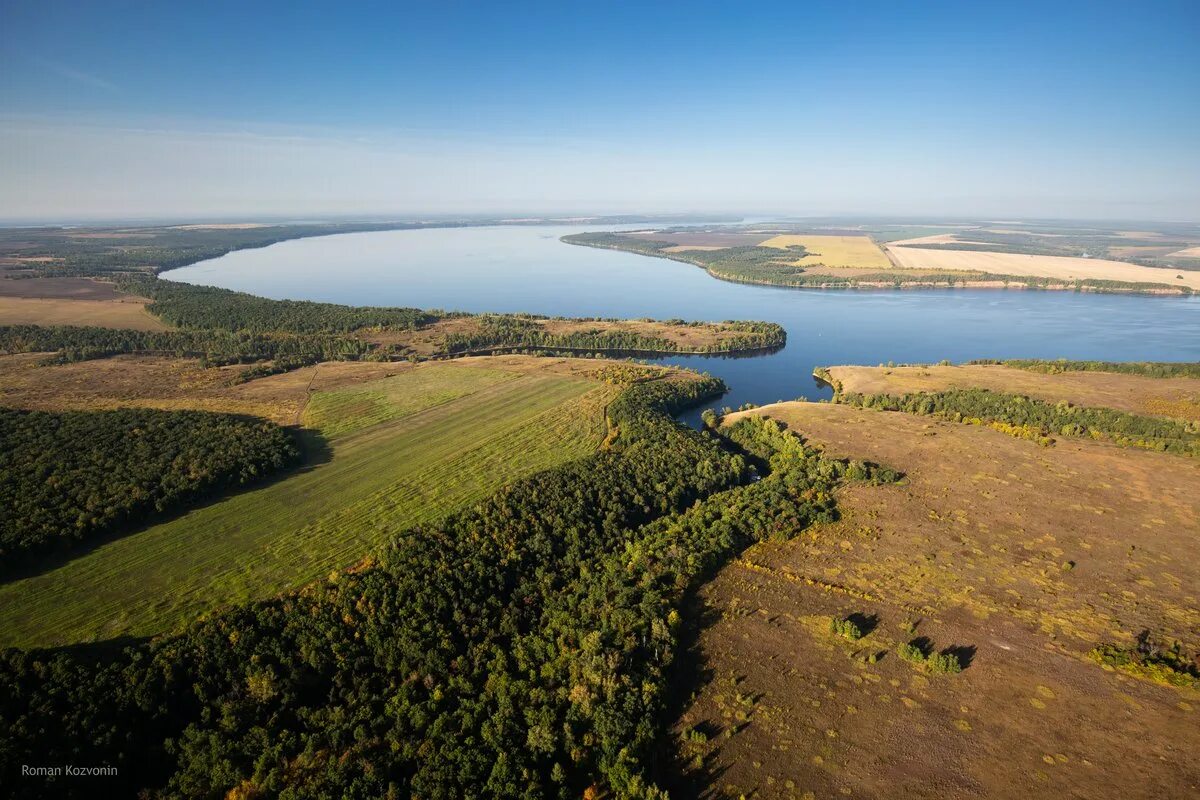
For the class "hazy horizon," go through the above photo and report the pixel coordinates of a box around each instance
[2,1,1198,222]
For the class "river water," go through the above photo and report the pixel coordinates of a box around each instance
[168,224,1200,426]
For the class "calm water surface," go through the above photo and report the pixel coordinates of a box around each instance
[170,225,1200,426]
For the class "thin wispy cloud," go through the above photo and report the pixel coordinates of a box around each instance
[35,58,119,92]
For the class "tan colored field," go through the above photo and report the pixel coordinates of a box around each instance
[889,234,1011,248]
[1108,245,1177,258]
[0,296,170,330]
[886,233,963,246]
[886,246,1200,289]
[1167,246,1200,258]
[985,228,1069,237]
[662,244,727,252]
[827,363,1200,421]
[670,401,1200,799]
[0,276,132,300]
[0,351,659,425]
[0,353,404,423]
[759,234,892,269]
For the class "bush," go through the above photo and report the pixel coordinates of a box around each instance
[926,652,963,675]
[830,617,864,641]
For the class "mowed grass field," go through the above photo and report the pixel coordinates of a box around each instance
[0,361,617,647]
[759,234,893,269]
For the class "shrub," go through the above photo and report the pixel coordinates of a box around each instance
[830,617,864,641]
[926,652,963,675]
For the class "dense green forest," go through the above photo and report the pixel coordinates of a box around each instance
[441,315,784,355]
[838,388,1200,457]
[0,375,896,798]
[118,275,437,333]
[0,276,784,369]
[971,359,1200,379]
[0,324,374,368]
[0,408,299,568]
[563,232,1194,295]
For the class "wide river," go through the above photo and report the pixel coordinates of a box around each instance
[170,224,1200,426]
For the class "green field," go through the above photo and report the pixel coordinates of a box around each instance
[0,363,616,647]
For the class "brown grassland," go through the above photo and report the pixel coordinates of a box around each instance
[0,276,169,330]
[0,296,170,331]
[0,276,134,300]
[826,363,1200,421]
[668,399,1200,799]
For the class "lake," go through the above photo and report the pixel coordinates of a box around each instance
[168,224,1200,426]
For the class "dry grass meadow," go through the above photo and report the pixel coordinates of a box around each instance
[827,363,1200,421]
[0,296,171,331]
[669,400,1200,799]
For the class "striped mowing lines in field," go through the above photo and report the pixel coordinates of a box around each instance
[0,366,617,648]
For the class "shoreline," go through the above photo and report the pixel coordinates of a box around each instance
[562,237,1195,298]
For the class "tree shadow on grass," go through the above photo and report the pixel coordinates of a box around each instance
[0,425,332,585]
[942,644,977,670]
[847,611,880,637]
[651,588,732,798]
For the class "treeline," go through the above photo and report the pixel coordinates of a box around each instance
[118,275,438,334]
[1,222,474,277]
[563,232,1194,295]
[565,234,984,289]
[441,315,785,355]
[0,324,374,366]
[839,388,1200,457]
[0,375,895,798]
[972,358,1200,380]
[0,408,299,567]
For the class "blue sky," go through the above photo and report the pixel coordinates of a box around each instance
[1,0,1197,221]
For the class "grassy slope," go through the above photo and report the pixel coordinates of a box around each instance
[678,401,1200,799]
[0,366,615,647]
[825,363,1200,422]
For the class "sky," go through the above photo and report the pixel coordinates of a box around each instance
[1,0,1198,222]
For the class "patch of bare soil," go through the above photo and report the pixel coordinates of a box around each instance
[670,402,1200,799]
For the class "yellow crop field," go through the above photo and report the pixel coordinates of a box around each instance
[758,234,892,269]
[887,247,1200,289]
